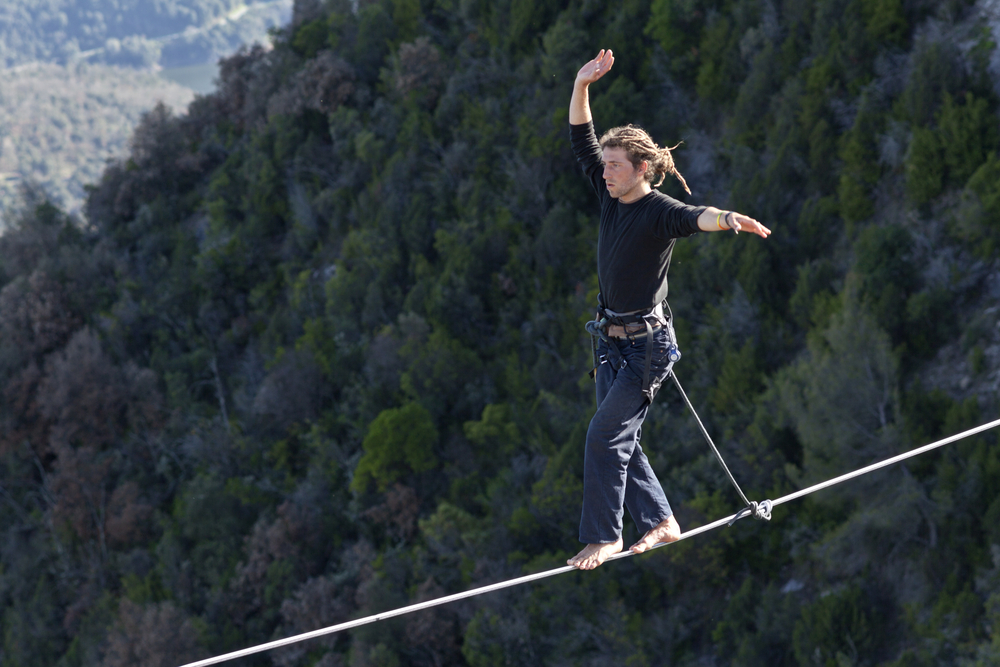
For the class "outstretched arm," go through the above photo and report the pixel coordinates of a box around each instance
[569,49,615,125]
[697,206,771,238]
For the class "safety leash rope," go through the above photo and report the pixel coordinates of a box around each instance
[180,418,1000,667]
[669,371,773,522]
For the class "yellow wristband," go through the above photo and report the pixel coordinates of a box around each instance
[716,211,725,230]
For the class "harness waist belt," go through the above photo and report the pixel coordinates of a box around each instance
[606,323,663,338]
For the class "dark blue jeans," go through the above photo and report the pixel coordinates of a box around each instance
[579,330,673,544]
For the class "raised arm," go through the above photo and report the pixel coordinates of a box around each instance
[569,49,615,125]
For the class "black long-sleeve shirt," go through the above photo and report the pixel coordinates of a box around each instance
[570,121,704,313]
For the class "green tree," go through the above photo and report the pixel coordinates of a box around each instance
[898,40,966,126]
[696,15,743,105]
[352,402,439,493]
[938,92,998,186]
[645,0,711,83]
[852,224,918,341]
[905,125,944,204]
[863,0,906,46]
[793,586,876,667]
[954,153,1000,256]
[838,96,882,228]
[778,303,900,485]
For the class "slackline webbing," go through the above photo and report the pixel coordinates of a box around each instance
[180,417,1000,667]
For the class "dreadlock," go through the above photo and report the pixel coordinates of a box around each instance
[599,125,691,195]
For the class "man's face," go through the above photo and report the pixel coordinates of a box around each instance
[601,147,645,200]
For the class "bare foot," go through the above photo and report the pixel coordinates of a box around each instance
[567,538,624,570]
[629,515,681,554]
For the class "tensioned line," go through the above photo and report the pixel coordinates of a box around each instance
[180,418,1000,667]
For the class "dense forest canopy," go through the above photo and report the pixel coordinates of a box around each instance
[2,0,1000,665]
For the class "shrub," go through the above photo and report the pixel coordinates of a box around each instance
[352,402,439,493]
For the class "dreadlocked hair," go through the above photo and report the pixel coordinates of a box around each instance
[599,124,691,195]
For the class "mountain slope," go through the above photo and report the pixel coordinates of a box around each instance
[1,0,1000,665]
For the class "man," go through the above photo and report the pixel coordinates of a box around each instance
[567,49,771,570]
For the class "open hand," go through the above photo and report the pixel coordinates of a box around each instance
[576,49,615,86]
[730,212,771,238]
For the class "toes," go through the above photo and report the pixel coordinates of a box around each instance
[630,540,649,554]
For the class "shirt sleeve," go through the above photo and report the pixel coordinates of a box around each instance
[569,122,607,203]
[650,192,704,240]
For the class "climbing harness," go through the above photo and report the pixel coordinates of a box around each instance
[586,295,681,404]
[183,418,1000,667]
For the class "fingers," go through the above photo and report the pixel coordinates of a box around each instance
[597,49,614,71]
[734,213,770,238]
[590,49,614,78]
[748,219,771,238]
[577,49,614,84]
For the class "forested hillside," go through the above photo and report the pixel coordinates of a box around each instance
[0,64,195,217]
[0,0,291,68]
[2,0,1000,665]
[0,0,291,215]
